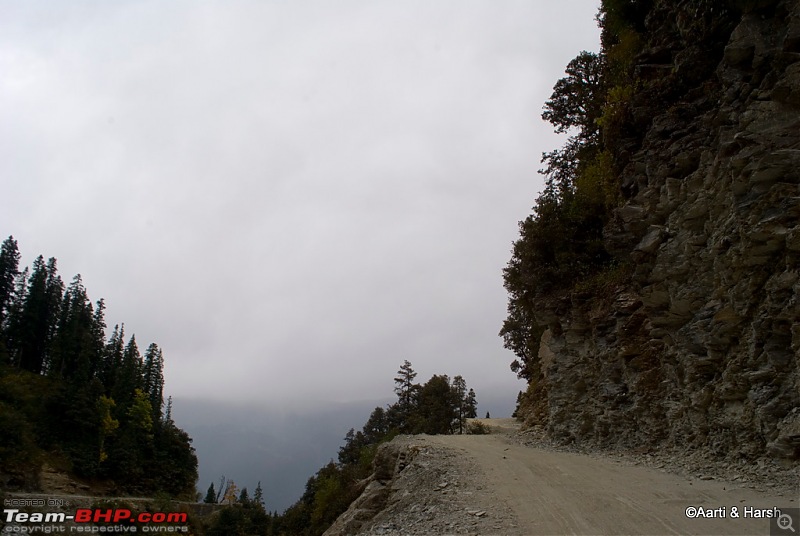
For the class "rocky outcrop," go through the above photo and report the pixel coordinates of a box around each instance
[323,440,413,536]
[323,434,519,536]
[523,0,800,466]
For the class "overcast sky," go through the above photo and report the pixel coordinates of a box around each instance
[1,1,601,411]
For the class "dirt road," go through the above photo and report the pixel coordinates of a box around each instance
[422,420,797,535]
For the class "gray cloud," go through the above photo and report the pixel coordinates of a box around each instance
[1,1,601,407]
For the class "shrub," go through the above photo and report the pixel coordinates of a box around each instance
[466,421,490,435]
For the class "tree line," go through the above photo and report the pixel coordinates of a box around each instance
[201,360,479,536]
[0,236,197,498]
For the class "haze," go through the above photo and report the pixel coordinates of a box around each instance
[1,1,601,410]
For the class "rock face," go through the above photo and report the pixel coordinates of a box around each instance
[523,0,800,465]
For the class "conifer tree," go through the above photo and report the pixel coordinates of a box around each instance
[414,375,456,435]
[3,266,28,355]
[0,236,20,330]
[0,239,198,498]
[362,406,388,443]
[142,343,164,423]
[393,360,418,431]
[112,334,142,416]
[253,481,264,509]
[10,256,63,373]
[450,375,468,434]
[49,275,99,383]
[100,324,125,392]
[466,388,478,418]
[204,483,217,504]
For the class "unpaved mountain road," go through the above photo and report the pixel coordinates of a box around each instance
[419,419,798,535]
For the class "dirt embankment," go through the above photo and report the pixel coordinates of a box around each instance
[325,419,798,535]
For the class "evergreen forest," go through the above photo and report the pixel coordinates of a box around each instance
[0,235,198,498]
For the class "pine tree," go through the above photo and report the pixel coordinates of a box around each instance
[253,481,264,509]
[414,375,456,435]
[204,483,217,503]
[10,256,63,373]
[0,236,20,330]
[0,239,198,498]
[100,324,125,390]
[362,406,388,444]
[111,334,142,416]
[466,388,478,418]
[142,343,164,423]
[393,360,418,432]
[450,375,468,434]
[49,275,100,383]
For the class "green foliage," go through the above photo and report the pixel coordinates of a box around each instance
[542,51,605,142]
[0,237,197,498]
[308,463,357,532]
[204,483,217,504]
[97,395,118,463]
[410,374,456,435]
[597,0,648,48]
[253,481,264,508]
[576,150,620,211]
[127,388,154,437]
[501,3,643,381]
[392,360,418,432]
[0,400,42,478]
[0,236,20,329]
[572,261,634,297]
[271,361,478,536]
[466,421,490,435]
[465,388,478,419]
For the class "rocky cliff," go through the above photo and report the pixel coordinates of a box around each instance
[519,0,799,465]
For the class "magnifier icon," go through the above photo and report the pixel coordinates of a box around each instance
[778,513,796,533]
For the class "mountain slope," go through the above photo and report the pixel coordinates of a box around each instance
[512,0,799,465]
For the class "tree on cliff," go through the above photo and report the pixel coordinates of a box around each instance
[393,360,419,432]
[501,46,613,382]
[412,374,456,434]
[265,362,480,535]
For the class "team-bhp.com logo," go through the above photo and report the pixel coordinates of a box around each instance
[4,508,188,532]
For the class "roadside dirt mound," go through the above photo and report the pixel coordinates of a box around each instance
[323,434,520,536]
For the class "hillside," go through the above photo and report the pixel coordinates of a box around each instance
[505,0,799,466]
[0,238,197,499]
